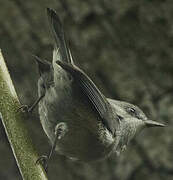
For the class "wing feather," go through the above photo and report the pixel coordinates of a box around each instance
[57,61,117,134]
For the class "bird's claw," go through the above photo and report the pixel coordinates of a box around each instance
[36,155,49,172]
[17,105,32,113]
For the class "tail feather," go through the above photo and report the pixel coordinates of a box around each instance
[47,8,73,64]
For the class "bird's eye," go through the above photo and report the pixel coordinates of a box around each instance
[127,107,142,119]
[128,107,136,114]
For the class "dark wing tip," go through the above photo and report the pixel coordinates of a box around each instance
[47,8,55,18]
[31,54,51,75]
[31,54,51,65]
[47,8,62,27]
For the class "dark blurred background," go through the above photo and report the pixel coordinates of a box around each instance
[0,0,173,179]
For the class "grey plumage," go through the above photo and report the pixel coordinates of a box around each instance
[34,8,165,163]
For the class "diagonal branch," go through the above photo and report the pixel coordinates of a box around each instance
[0,50,48,180]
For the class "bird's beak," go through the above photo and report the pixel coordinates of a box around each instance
[145,120,165,127]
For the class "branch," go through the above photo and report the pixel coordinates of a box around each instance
[0,50,48,180]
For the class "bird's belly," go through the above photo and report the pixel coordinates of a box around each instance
[55,123,114,162]
[39,101,114,161]
[39,97,115,161]
[38,76,115,161]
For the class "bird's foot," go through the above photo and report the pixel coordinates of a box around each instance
[17,105,32,113]
[36,155,49,173]
[35,123,68,173]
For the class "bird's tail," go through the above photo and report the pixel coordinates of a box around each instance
[47,8,73,64]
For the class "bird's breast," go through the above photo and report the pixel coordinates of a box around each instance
[38,70,115,161]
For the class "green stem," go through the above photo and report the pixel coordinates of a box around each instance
[0,50,48,180]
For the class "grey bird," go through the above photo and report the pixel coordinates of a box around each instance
[27,8,165,168]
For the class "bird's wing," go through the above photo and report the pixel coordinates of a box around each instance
[56,60,117,134]
[47,8,117,134]
[47,8,74,64]
[32,55,52,76]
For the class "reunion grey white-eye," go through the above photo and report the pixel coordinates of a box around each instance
[28,8,165,166]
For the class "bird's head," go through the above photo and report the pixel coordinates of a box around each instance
[107,99,165,155]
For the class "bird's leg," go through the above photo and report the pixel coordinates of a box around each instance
[18,94,45,113]
[114,131,122,156]
[36,122,68,172]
